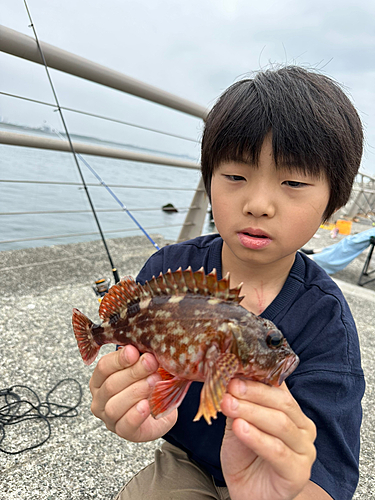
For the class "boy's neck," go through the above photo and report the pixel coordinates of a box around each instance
[221,243,296,315]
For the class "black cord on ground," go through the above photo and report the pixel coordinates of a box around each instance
[0,378,83,455]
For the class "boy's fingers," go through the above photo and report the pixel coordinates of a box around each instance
[90,346,138,391]
[227,379,311,431]
[221,393,315,455]
[231,418,314,487]
[89,347,159,422]
[115,403,178,443]
[114,399,152,438]
[222,379,317,456]
[100,372,161,426]
[90,346,158,392]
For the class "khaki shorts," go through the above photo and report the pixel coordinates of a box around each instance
[114,441,231,500]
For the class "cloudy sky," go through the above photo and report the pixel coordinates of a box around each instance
[1,0,375,174]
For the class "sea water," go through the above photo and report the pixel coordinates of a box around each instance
[0,124,211,251]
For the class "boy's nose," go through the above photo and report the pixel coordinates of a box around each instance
[242,190,276,218]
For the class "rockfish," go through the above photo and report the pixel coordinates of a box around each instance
[72,267,299,424]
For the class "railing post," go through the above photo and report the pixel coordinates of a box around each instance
[177,177,209,242]
[341,173,375,220]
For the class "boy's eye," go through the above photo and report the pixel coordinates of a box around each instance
[283,180,306,188]
[224,175,246,182]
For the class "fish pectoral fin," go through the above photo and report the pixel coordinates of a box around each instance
[194,353,239,425]
[149,377,192,419]
[157,366,175,381]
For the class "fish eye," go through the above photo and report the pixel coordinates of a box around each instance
[266,330,284,349]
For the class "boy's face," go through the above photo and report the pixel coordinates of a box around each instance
[210,135,330,271]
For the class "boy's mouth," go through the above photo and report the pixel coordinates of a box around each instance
[239,228,271,239]
[242,232,267,238]
[237,228,272,250]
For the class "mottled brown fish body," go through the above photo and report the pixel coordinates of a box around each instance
[97,294,242,380]
[72,267,299,424]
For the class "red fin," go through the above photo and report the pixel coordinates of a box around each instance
[99,276,144,321]
[149,377,192,419]
[194,267,209,295]
[170,267,188,293]
[217,274,230,299]
[164,269,179,294]
[157,366,175,381]
[206,269,218,294]
[143,267,243,303]
[194,352,240,424]
[155,272,170,294]
[182,267,197,292]
[97,268,244,311]
[72,308,100,365]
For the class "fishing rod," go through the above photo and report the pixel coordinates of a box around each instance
[23,0,120,283]
[52,128,160,251]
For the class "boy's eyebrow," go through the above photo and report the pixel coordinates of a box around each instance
[276,165,325,179]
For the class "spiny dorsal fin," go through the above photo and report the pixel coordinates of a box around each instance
[99,267,244,321]
[144,267,243,303]
[99,276,146,321]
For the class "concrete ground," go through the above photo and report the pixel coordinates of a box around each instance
[0,224,374,499]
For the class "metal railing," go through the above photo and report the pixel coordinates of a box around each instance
[0,25,210,250]
[1,25,374,253]
[341,172,375,221]
[0,26,208,119]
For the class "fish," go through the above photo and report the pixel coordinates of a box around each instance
[72,267,299,424]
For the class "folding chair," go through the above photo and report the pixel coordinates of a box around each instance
[358,236,375,287]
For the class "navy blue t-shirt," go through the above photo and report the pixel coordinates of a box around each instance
[136,234,365,500]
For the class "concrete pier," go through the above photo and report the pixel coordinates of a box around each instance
[1,228,374,499]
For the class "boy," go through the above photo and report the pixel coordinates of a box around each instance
[89,66,365,500]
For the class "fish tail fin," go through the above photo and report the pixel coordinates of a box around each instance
[72,308,100,365]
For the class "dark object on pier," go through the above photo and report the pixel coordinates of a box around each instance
[162,203,178,213]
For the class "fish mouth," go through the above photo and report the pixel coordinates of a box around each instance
[266,354,300,386]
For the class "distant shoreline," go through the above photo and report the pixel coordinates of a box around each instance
[0,121,197,162]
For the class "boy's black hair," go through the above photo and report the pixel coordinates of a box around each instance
[201,66,363,221]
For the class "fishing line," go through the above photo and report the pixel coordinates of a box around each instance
[0,379,83,454]
[23,0,120,283]
[52,128,160,250]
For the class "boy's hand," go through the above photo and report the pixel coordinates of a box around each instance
[220,379,317,500]
[89,346,177,442]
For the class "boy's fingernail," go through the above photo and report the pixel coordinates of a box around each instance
[237,379,246,395]
[136,400,147,416]
[141,354,153,371]
[121,346,129,364]
[231,396,238,410]
[146,374,158,388]
[242,420,250,434]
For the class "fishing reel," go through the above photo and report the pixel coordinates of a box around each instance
[92,278,111,301]
[92,277,122,352]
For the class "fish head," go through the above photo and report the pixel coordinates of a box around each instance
[230,315,299,386]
